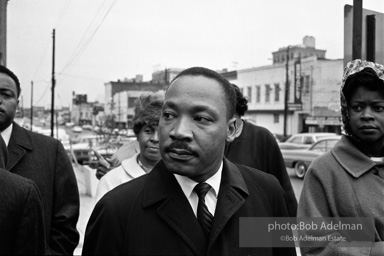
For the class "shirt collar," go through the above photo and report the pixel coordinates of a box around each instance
[174,161,223,199]
[1,123,13,146]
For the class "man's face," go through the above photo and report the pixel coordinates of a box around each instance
[0,73,19,131]
[159,75,235,182]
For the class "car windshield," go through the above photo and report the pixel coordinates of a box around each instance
[311,139,338,152]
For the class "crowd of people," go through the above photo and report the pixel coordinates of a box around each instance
[1,59,384,255]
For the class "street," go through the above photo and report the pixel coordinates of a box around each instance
[286,167,304,202]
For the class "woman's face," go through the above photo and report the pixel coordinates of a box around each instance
[348,86,384,145]
[137,124,161,162]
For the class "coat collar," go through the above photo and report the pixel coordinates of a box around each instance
[6,122,33,170]
[332,135,376,178]
[120,152,147,179]
[142,158,249,254]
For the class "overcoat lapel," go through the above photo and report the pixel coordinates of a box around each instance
[6,123,32,171]
[142,161,208,255]
[208,159,249,251]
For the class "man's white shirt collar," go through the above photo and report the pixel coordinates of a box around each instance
[1,123,13,146]
[174,161,223,217]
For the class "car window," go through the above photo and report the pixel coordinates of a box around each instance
[312,139,338,152]
[325,140,338,151]
[312,141,327,151]
[303,136,313,144]
[290,136,302,144]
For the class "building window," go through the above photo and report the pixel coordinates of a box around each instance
[303,75,310,94]
[128,97,138,108]
[256,86,260,102]
[274,83,280,102]
[247,86,252,103]
[273,114,279,123]
[265,84,271,102]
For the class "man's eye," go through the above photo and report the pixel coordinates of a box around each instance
[194,116,211,123]
[374,106,384,112]
[163,112,175,120]
[0,93,12,98]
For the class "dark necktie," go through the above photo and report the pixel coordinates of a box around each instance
[194,182,213,238]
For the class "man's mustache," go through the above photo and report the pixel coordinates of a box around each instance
[165,141,196,155]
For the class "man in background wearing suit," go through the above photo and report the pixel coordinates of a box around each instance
[225,84,297,217]
[0,65,80,255]
[0,135,46,255]
[83,67,296,255]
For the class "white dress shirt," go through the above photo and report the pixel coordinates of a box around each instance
[174,161,223,217]
[1,123,13,146]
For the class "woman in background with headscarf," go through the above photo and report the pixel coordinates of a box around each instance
[298,59,384,255]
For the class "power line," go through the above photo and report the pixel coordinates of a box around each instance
[31,1,73,81]
[57,0,117,85]
[55,0,73,28]
[34,82,50,106]
[56,72,105,82]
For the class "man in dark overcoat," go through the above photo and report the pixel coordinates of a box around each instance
[83,67,296,256]
[0,65,79,255]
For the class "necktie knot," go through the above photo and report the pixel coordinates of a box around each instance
[194,182,211,199]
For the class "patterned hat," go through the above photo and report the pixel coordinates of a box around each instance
[340,59,384,137]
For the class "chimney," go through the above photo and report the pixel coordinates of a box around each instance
[303,36,315,48]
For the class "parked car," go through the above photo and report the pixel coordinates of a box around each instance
[72,126,83,133]
[65,122,75,128]
[278,132,338,150]
[64,141,93,165]
[281,136,341,178]
[82,124,93,130]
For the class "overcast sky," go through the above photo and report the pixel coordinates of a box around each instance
[6,0,384,108]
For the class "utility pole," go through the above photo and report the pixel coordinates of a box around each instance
[366,14,376,62]
[51,29,55,137]
[283,46,290,139]
[30,81,33,130]
[0,0,8,65]
[352,0,363,60]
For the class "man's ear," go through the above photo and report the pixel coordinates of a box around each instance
[226,117,236,143]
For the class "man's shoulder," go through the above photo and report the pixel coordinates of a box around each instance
[0,169,37,195]
[242,121,276,140]
[12,123,60,145]
[234,162,282,191]
[100,173,148,203]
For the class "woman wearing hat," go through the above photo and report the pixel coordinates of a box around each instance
[298,59,384,255]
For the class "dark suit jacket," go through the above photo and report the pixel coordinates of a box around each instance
[0,169,46,255]
[6,122,80,255]
[225,121,298,217]
[83,158,296,256]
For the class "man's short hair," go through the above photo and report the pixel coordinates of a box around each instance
[0,65,21,98]
[132,91,164,136]
[169,67,236,120]
[231,84,248,117]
